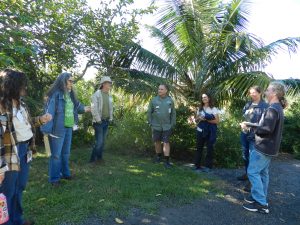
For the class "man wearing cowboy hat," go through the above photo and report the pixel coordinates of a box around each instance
[89,76,113,163]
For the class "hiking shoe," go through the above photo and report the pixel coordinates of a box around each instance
[201,167,211,172]
[244,195,255,204]
[243,202,269,214]
[164,162,173,168]
[153,157,161,164]
[193,167,203,173]
[237,173,248,181]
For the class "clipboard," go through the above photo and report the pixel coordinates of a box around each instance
[243,122,259,127]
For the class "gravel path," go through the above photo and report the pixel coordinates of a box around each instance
[64,154,300,225]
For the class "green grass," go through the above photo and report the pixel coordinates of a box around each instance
[23,146,217,225]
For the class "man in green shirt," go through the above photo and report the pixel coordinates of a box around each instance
[90,76,113,163]
[147,84,176,168]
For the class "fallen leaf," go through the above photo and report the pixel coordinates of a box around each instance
[109,171,112,175]
[99,199,105,202]
[115,218,124,224]
[155,193,162,197]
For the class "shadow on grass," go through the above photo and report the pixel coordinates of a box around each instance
[23,146,218,225]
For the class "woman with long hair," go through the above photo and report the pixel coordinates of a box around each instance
[41,72,90,186]
[0,69,51,225]
[238,86,268,186]
[194,93,219,172]
[242,82,287,213]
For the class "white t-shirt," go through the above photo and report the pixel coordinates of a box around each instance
[197,107,219,116]
[12,106,33,142]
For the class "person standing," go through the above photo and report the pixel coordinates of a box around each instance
[238,86,268,189]
[0,69,52,225]
[147,84,176,168]
[89,76,113,163]
[194,93,219,172]
[41,72,90,186]
[242,82,287,214]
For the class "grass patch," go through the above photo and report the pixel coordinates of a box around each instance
[23,146,217,225]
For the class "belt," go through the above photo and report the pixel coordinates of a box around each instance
[18,138,32,145]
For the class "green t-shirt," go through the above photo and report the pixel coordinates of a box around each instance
[64,93,74,127]
[101,91,110,120]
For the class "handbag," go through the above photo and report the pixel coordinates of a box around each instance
[0,193,9,224]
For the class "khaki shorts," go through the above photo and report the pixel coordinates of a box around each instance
[152,129,172,143]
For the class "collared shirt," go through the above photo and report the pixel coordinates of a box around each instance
[147,95,176,131]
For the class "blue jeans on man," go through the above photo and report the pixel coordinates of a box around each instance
[247,144,271,206]
[49,127,73,183]
[0,142,30,225]
[90,120,109,162]
[240,132,256,173]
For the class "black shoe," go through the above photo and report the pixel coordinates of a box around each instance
[201,167,211,172]
[61,175,73,180]
[164,161,172,168]
[51,181,60,187]
[244,195,255,204]
[237,173,248,181]
[243,202,269,214]
[153,156,161,163]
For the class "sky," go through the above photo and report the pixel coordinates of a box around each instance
[85,0,300,80]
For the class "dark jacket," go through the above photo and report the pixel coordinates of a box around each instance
[197,112,217,144]
[254,103,284,156]
[242,100,268,140]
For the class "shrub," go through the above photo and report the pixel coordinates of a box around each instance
[281,98,300,159]
[214,112,243,168]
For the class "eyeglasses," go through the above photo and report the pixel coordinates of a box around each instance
[68,79,74,83]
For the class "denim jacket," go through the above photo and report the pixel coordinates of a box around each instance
[40,91,85,137]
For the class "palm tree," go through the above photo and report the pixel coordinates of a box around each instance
[114,0,300,104]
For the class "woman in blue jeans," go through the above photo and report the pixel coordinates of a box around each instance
[241,82,287,213]
[0,69,52,225]
[41,73,90,186]
[238,86,268,182]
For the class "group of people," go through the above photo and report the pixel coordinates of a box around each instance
[0,70,113,225]
[0,68,287,225]
[147,83,286,215]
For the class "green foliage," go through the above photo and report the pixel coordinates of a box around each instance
[26,147,215,225]
[281,98,300,159]
[214,112,243,168]
[170,104,196,159]
[121,0,300,103]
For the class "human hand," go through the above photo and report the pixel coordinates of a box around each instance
[0,173,5,184]
[240,122,249,131]
[40,113,52,124]
[85,106,91,112]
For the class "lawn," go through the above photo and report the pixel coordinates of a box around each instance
[23,146,217,225]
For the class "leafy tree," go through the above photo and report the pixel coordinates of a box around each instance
[116,0,300,104]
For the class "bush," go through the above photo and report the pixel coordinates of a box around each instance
[214,112,243,168]
[105,111,153,155]
[281,98,300,159]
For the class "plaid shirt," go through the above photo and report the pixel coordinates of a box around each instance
[0,100,42,174]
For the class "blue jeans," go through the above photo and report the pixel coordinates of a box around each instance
[90,121,109,162]
[240,132,256,173]
[0,143,30,225]
[247,146,271,206]
[49,127,73,183]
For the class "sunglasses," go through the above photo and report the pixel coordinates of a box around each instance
[68,79,74,83]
